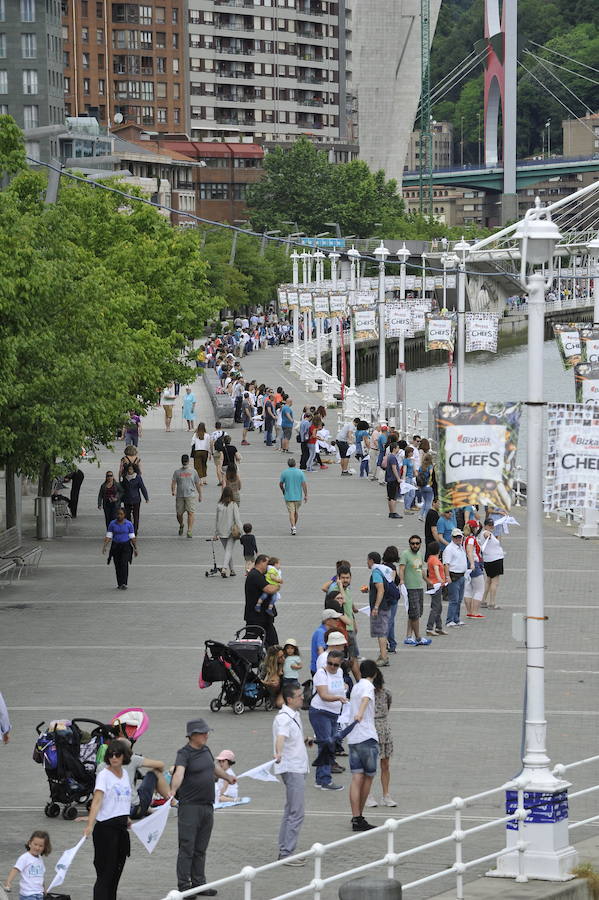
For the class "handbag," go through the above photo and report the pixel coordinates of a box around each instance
[230,523,241,539]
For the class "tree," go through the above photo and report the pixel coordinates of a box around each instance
[0,115,26,179]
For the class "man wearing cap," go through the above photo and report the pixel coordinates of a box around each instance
[170,719,236,896]
[310,609,344,675]
[273,682,310,864]
[442,529,469,627]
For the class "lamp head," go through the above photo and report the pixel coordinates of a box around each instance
[313,249,326,261]
[396,243,410,264]
[328,250,340,263]
[454,237,470,263]
[373,241,390,262]
[515,197,562,267]
[347,246,361,261]
[290,250,300,262]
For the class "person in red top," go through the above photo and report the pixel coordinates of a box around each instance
[463,520,485,619]
[425,541,447,636]
[306,415,321,472]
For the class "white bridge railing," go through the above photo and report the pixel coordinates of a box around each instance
[160,754,599,900]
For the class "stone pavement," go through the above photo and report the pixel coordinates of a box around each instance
[1,346,599,900]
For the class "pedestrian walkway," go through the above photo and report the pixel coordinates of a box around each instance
[1,347,599,900]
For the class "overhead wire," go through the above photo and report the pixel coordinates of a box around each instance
[416,47,486,114]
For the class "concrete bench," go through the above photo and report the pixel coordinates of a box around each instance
[202,369,235,426]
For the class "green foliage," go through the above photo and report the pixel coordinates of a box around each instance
[0,115,27,178]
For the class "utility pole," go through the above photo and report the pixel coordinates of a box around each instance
[418,0,433,217]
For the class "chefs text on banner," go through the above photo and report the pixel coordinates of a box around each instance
[545,403,599,511]
[329,294,347,316]
[465,313,499,353]
[353,308,377,339]
[299,292,313,313]
[425,313,457,352]
[553,323,584,370]
[434,401,522,511]
[581,327,599,363]
[313,295,330,318]
[386,303,414,338]
[286,291,298,308]
[575,362,599,404]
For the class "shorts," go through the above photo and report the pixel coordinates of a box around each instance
[386,480,398,501]
[347,631,359,659]
[164,405,173,419]
[176,496,196,516]
[370,607,390,638]
[244,554,255,564]
[407,588,424,620]
[243,417,252,428]
[213,451,223,465]
[348,738,379,775]
[484,559,504,578]
[337,440,349,459]
[464,574,484,601]
[282,426,292,440]
[285,500,302,514]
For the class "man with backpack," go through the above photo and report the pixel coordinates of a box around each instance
[364,551,393,667]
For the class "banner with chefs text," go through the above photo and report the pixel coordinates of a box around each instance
[465,313,500,353]
[353,308,377,340]
[434,402,522,512]
[580,327,599,363]
[545,403,599,511]
[553,323,585,370]
[575,362,599,404]
[313,295,330,318]
[386,302,414,338]
[425,313,456,352]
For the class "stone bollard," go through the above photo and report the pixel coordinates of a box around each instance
[338,876,402,899]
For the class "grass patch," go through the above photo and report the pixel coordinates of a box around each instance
[572,863,599,899]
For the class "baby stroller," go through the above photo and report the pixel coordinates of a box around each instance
[201,626,272,715]
[33,718,115,820]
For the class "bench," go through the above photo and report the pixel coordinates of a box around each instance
[0,525,43,581]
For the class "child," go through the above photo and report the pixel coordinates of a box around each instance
[4,831,51,899]
[240,523,257,574]
[425,540,447,636]
[281,639,302,685]
[255,556,282,616]
[215,750,239,803]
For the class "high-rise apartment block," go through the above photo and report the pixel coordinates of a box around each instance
[0,0,64,159]
[62,2,185,132]
[186,0,352,143]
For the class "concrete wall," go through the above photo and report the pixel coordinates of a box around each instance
[353,0,442,185]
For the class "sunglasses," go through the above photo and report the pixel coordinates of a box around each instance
[409,541,421,546]
[108,750,124,758]
[327,662,341,668]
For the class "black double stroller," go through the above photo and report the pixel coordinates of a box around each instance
[201,626,273,715]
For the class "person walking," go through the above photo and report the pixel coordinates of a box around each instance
[365,667,396,810]
[182,387,196,431]
[124,411,142,447]
[102,507,137,590]
[417,452,434,522]
[118,445,142,479]
[210,423,225,486]
[213,486,242,578]
[279,458,308,535]
[244,554,280,646]
[273,682,310,865]
[97,471,123,528]
[191,423,211,486]
[347,659,379,832]
[480,517,505,610]
[280,397,294,452]
[170,719,236,897]
[162,383,176,432]
[172,454,202,539]
[298,414,311,470]
[120,464,149,534]
[83,738,133,900]
[264,391,277,446]
[443,528,469,627]
[384,442,403,520]
[365,552,390,667]
[336,419,357,476]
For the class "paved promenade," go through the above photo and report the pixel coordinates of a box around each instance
[1,346,599,900]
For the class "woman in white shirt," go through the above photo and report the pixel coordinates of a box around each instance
[309,650,348,791]
[480,516,505,610]
[84,739,133,900]
[191,422,211,485]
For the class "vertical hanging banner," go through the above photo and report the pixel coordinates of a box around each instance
[575,362,599,403]
[313,295,330,318]
[299,292,313,313]
[386,303,414,337]
[286,291,298,308]
[553,323,584,370]
[580,327,599,363]
[410,299,431,334]
[329,294,347,316]
[434,402,522,512]
[354,290,376,307]
[465,313,500,353]
[425,312,457,352]
[277,289,289,312]
[353,308,377,339]
[545,403,599,511]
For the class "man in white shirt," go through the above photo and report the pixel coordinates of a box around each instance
[442,528,469,627]
[273,682,310,865]
[336,418,359,475]
[347,660,379,832]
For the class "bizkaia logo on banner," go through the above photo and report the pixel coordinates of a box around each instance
[445,424,505,482]
[557,428,599,474]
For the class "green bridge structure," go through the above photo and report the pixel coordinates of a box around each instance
[402,156,599,192]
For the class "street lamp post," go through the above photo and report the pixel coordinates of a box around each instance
[454,237,471,403]
[290,250,300,360]
[347,246,360,398]
[302,251,313,373]
[260,229,281,256]
[421,251,427,299]
[578,232,599,539]
[329,250,341,381]
[374,242,390,423]
[494,198,577,881]
[313,248,326,375]
[397,243,410,434]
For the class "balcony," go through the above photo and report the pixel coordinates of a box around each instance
[297,26,323,39]
[215,69,253,78]
[214,43,255,55]
[297,3,325,14]
[215,0,256,6]
[297,73,323,84]
[214,19,254,31]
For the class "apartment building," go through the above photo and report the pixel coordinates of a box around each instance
[404,121,454,173]
[186,0,352,144]
[62,1,186,132]
[0,0,65,160]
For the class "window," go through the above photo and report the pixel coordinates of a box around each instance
[25,139,40,160]
[155,6,165,24]
[172,58,179,74]
[82,52,90,68]
[156,81,166,98]
[97,27,104,43]
[140,30,152,48]
[172,32,178,49]
[82,26,89,41]
[0,103,7,114]
[232,183,247,201]
[155,31,166,48]
[98,53,104,68]
[0,0,4,22]
[81,0,88,14]
[23,104,39,128]
[156,57,166,73]
[0,69,6,93]
[96,2,103,16]
[83,77,90,94]
[63,50,69,65]
[141,104,153,123]
[21,33,36,58]
[157,107,166,123]
[172,7,178,23]
[173,107,180,123]
[139,5,152,24]
[64,75,70,92]
[173,82,180,99]
[23,69,38,94]
[98,77,105,94]
[21,0,35,22]
[199,182,230,200]
[141,80,153,100]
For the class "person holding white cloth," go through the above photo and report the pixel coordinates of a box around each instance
[480,517,505,610]
[442,528,469,628]
[273,682,311,865]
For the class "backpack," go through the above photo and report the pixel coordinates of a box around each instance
[383,578,401,605]
[214,433,225,453]
[416,467,430,488]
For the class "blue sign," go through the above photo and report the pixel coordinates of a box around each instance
[505,790,568,830]
[300,237,346,249]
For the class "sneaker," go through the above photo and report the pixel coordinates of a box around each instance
[388,512,402,519]
[474,614,486,618]
[435,629,448,635]
[281,857,306,867]
[416,637,432,646]
[426,629,436,636]
[455,621,467,627]
[341,471,351,476]
[446,622,456,627]
[365,797,378,808]
[320,782,344,791]
[291,525,296,535]
[404,510,415,515]
[382,796,397,807]
[241,440,250,446]
[388,647,397,653]
[319,465,329,469]
[351,816,375,832]
[403,637,417,646]
[229,569,236,577]
[331,762,345,774]
[187,531,193,539]
[178,524,184,536]
[375,657,390,667]
[466,613,476,618]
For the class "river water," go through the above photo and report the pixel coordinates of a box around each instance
[362,339,574,475]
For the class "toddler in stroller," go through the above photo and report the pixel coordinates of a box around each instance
[201,626,272,715]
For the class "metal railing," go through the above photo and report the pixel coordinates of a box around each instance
[159,754,599,900]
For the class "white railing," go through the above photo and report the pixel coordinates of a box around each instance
[505,297,593,317]
[160,754,599,900]
[512,467,586,530]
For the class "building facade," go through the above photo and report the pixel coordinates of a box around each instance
[562,113,599,159]
[186,0,352,144]
[62,1,186,133]
[0,0,65,159]
[404,120,454,173]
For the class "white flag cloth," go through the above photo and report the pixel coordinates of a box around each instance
[131,799,172,854]
[400,583,409,612]
[215,797,251,810]
[425,583,443,595]
[358,604,371,616]
[237,759,279,783]
[399,481,413,495]
[492,514,520,534]
[47,836,87,890]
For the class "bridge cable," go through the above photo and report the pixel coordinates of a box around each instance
[517,62,597,139]
[527,54,599,89]
[524,50,597,117]
[529,40,599,78]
